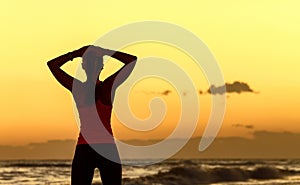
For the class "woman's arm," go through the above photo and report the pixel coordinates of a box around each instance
[99,48,137,105]
[103,48,137,65]
[47,46,88,91]
[102,48,137,82]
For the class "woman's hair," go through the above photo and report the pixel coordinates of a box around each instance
[83,51,104,73]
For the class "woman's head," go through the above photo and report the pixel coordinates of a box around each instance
[82,50,104,80]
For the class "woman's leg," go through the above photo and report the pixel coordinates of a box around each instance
[71,145,95,185]
[99,158,122,185]
[93,144,122,185]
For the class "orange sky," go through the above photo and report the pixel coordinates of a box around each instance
[1,1,300,146]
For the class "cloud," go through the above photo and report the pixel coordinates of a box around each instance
[232,123,254,129]
[138,81,256,96]
[140,90,172,96]
[140,90,194,96]
[161,90,171,96]
[207,81,256,95]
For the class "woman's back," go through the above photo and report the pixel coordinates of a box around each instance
[73,80,115,145]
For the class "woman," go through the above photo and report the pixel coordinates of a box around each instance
[47,45,137,185]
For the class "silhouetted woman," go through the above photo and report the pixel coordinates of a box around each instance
[47,45,137,185]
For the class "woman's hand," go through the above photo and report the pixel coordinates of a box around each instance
[72,46,90,58]
[84,45,106,58]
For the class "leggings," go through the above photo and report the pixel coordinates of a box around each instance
[71,144,122,185]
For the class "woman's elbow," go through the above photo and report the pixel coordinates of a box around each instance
[47,61,57,73]
[130,56,137,63]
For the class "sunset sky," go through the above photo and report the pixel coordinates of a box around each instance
[1,1,300,147]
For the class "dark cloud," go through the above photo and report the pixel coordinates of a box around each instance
[207,81,256,95]
[232,123,254,129]
[162,90,171,96]
[140,90,172,96]
[140,81,256,97]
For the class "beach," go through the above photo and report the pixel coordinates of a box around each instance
[1,159,300,185]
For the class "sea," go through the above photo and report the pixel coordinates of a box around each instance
[0,159,300,185]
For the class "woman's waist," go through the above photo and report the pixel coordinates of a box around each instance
[77,132,115,144]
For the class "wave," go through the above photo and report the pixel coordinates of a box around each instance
[1,160,70,168]
[123,165,300,185]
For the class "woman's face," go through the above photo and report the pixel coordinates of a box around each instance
[81,58,89,71]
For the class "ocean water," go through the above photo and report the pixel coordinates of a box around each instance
[0,159,300,185]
